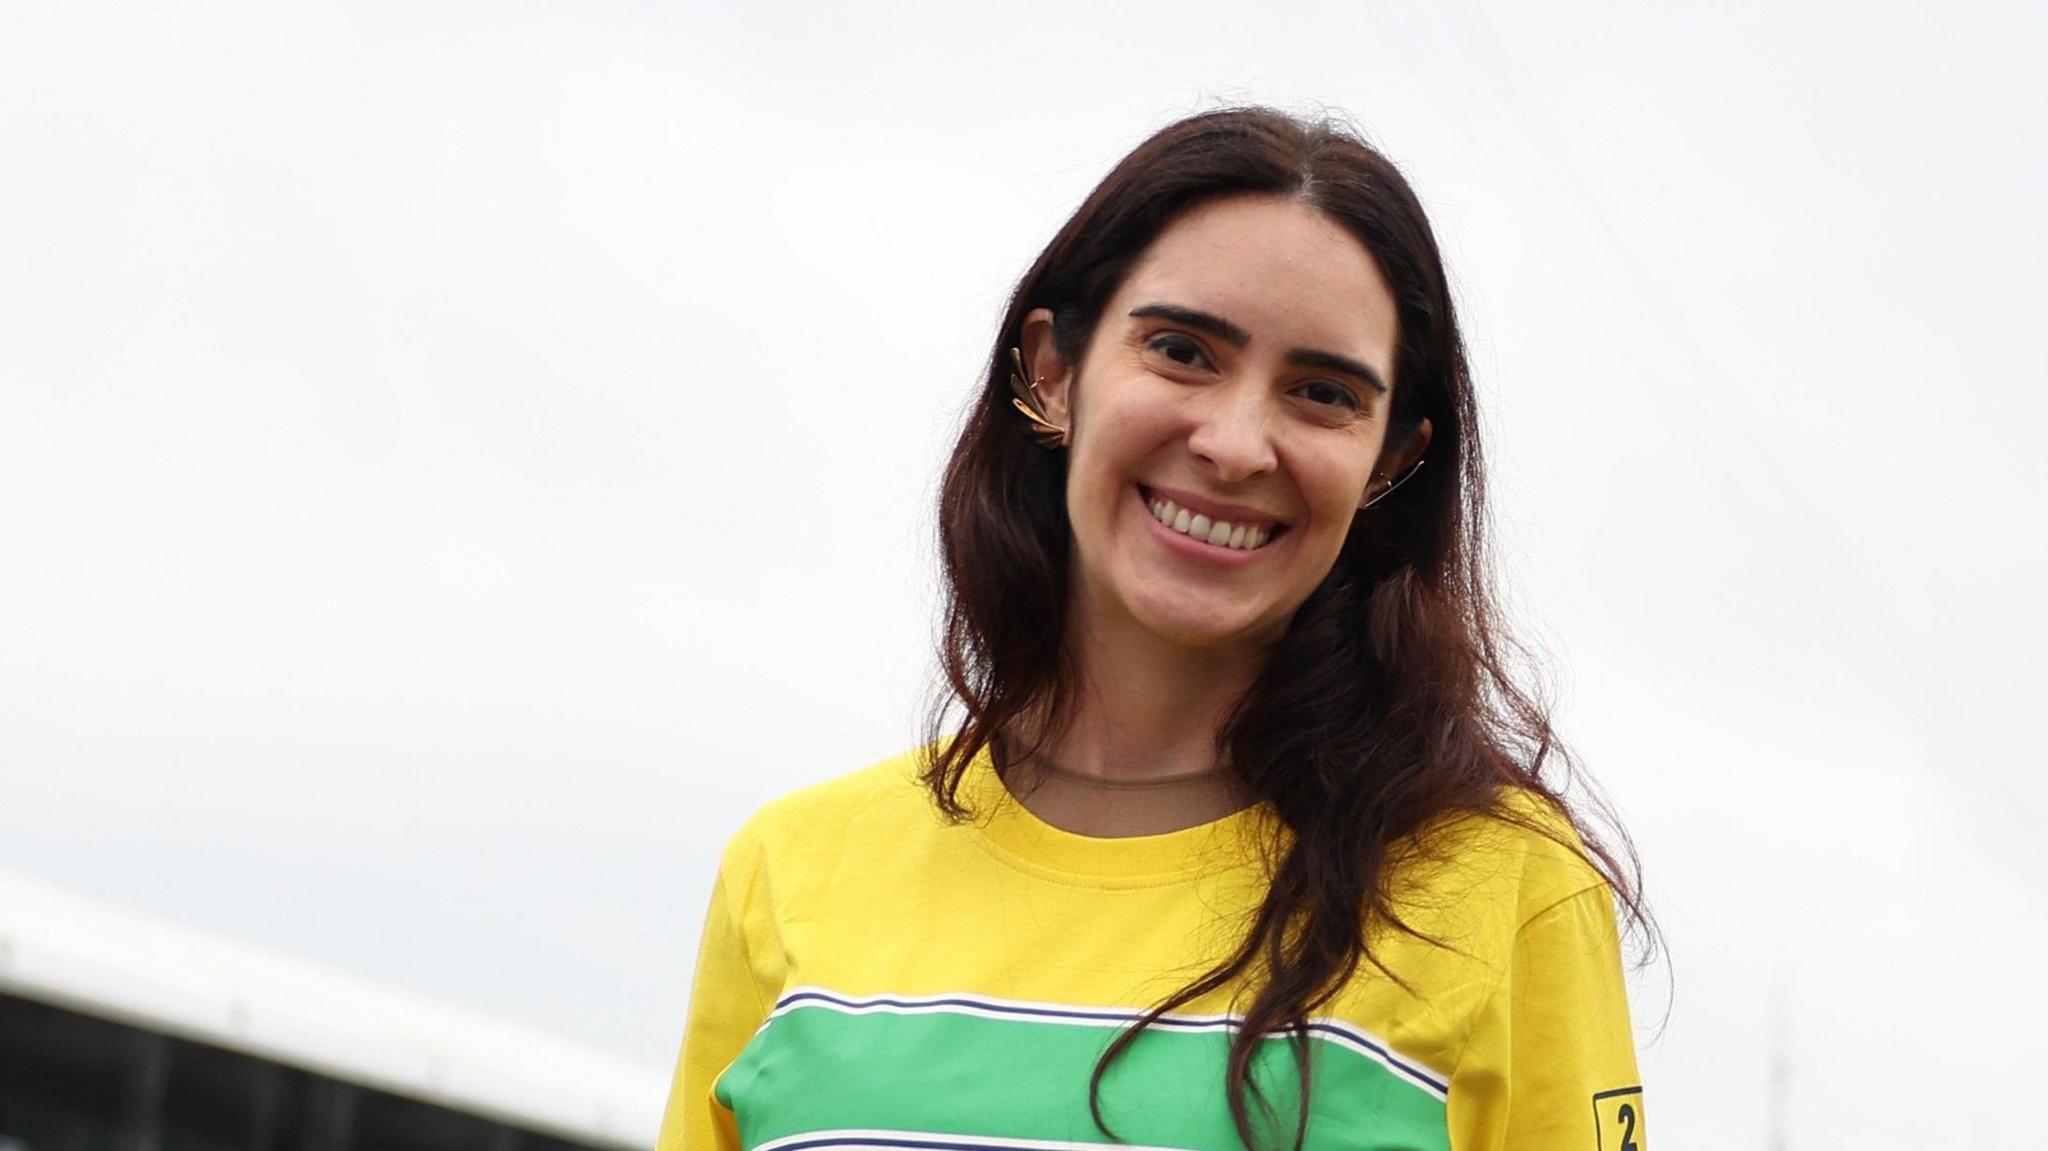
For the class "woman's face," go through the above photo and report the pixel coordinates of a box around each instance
[1023,194,1426,657]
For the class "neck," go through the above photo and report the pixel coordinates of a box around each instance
[1025,581,1271,784]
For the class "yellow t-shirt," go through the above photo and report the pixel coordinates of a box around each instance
[658,745,1646,1151]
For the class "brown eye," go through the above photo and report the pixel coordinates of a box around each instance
[1146,332,1210,368]
[1294,380,1361,412]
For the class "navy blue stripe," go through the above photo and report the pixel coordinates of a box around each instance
[1302,1021,1450,1093]
[772,991,1447,1094]
[780,990,1137,1026]
[775,1137,1109,1151]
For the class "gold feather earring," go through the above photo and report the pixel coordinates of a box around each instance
[1007,347,1068,449]
[1359,458,1425,510]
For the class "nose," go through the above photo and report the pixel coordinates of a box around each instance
[1185,383,1279,484]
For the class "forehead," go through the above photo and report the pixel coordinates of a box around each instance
[1114,195,1399,373]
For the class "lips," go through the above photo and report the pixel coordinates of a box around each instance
[1147,495,1273,550]
[1139,485,1289,551]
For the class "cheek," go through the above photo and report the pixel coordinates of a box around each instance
[1301,453,1377,527]
[1074,384,1174,480]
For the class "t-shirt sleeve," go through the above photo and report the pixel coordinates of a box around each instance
[655,866,772,1151]
[1445,883,1648,1151]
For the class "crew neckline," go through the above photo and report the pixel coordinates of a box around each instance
[960,741,1271,887]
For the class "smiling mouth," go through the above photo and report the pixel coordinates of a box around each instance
[1139,486,1289,551]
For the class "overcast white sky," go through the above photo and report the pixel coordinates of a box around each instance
[3,1,2043,1146]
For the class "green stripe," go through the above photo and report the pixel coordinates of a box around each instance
[717,1006,1448,1151]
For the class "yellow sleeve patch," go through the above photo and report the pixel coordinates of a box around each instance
[1592,1086,1647,1151]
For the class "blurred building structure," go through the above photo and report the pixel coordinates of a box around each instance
[0,869,665,1151]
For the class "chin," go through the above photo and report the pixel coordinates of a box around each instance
[1138,618,1243,649]
[1124,594,1276,651]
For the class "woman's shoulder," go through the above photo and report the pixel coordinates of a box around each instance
[716,744,935,873]
[1394,785,1616,930]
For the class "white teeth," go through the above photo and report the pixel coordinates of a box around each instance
[1143,491,1279,551]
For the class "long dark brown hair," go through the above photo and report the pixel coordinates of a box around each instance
[920,105,1653,1150]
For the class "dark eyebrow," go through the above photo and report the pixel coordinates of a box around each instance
[1129,302,1249,347]
[1128,302,1389,395]
[1284,348,1389,395]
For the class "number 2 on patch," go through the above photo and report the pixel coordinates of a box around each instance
[1591,1086,1646,1151]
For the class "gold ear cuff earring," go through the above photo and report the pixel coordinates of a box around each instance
[1008,347,1068,449]
[1360,458,1425,510]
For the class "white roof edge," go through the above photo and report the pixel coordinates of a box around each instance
[0,867,667,1150]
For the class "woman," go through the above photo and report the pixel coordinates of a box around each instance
[659,106,1652,1151]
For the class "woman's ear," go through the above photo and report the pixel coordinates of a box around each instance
[1017,307,1075,432]
[1360,416,1434,509]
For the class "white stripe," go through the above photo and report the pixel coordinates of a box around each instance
[768,986,1449,1099]
[754,1128,1196,1151]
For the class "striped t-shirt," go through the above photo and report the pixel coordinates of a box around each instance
[657,745,1646,1151]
